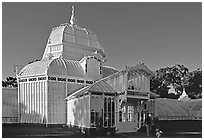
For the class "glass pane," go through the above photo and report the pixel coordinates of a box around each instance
[95,112,99,126]
[108,98,111,113]
[111,99,115,112]
[91,110,95,127]
[104,97,107,112]
[104,97,107,127]
[112,113,115,126]
[119,111,122,122]
[122,106,126,122]
[141,111,144,124]
[108,112,111,127]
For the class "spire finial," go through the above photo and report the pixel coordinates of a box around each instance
[70,6,77,25]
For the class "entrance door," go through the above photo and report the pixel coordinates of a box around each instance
[136,112,141,130]
[116,104,137,133]
[116,99,148,133]
[136,103,146,131]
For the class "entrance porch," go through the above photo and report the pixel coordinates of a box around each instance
[116,90,150,133]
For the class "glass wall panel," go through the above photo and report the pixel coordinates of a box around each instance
[127,105,134,122]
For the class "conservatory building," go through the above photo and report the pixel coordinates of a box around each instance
[17,7,157,134]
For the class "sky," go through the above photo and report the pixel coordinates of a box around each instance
[2,2,202,80]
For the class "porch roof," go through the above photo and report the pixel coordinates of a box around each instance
[150,91,160,98]
[127,90,159,99]
[65,79,117,100]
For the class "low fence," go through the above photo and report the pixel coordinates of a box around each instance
[2,88,18,123]
[159,120,202,132]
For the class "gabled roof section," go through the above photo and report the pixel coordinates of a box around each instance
[65,79,117,100]
[102,65,118,78]
[100,63,154,81]
[79,51,105,63]
[127,62,155,77]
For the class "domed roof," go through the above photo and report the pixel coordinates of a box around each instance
[42,23,106,60]
[49,23,104,50]
[18,58,84,77]
[19,60,53,77]
[186,99,202,119]
[42,6,106,61]
[155,99,190,119]
[155,98,202,120]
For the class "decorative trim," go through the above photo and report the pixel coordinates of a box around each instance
[38,77,47,81]
[57,77,66,82]
[127,90,148,97]
[48,76,56,81]
[19,79,27,82]
[86,80,93,84]
[19,76,94,85]
[68,78,76,83]
[77,79,84,84]
[29,78,37,81]
[91,92,103,96]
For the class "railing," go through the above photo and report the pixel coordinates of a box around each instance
[158,115,202,120]
[2,117,18,123]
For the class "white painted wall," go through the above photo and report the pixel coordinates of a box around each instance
[79,58,86,74]
[19,80,47,123]
[127,72,150,92]
[116,98,149,133]
[87,58,101,81]
[47,81,66,124]
[106,72,128,92]
[67,96,90,128]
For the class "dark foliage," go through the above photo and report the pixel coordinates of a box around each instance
[2,77,17,88]
[150,64,202,99]
[28,59,40,64]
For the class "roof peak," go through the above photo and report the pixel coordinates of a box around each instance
[103,65,118,71]
[69,6,77,25]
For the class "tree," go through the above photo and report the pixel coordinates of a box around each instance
[2,80,8,87]
[28,59,40,64]
[150,64,201,99]
[150,76,169,98]
[160,64,189,94]
[2,59,41,88]
[2,77,17,88]
[185,69,202,99]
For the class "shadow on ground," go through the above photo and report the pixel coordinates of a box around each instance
[2,124,202,138]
